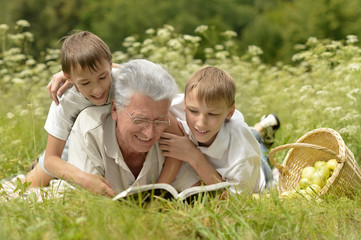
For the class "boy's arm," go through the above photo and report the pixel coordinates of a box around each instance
[159,122,223,185]
[156,113,183,184]
[44,134,116,197]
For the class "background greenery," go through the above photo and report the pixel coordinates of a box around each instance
[1,1,361,239]
[1,0,361,63]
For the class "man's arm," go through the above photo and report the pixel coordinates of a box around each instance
[44,134,116,197]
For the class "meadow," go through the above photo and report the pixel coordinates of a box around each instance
[1,21,361,239]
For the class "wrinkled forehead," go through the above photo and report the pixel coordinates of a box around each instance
[125,92,171,117]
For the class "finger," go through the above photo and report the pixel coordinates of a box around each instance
[158,144,169,151]
[160,132,172,139]
[105,187,116,197]
[177,121,187,136]
[58,81,72,97]
[47,81,59,105]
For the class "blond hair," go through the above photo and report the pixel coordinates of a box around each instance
[185,66,236,107]
[61,31,112,75]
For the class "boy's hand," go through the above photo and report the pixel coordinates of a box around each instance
[47,71,73,105]
[78,172,116,198]
[159,122,199,163]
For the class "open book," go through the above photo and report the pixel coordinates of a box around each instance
[113,181,238,202]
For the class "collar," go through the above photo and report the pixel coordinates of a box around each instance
[183,121,230,159]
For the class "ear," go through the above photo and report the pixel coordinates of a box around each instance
[226,104,236,120]
[63,72,74,84]
[111,100,118,121]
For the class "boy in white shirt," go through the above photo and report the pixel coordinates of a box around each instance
[160,66,279,192]
[25,31,117,196]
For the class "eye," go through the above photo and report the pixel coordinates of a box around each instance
[208,113,219,116]
[80,82,90,86]
[133,118,149,125]
[188,109,198,114]
[99,73,109,80]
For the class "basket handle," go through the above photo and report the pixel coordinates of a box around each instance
[269,143,345,174]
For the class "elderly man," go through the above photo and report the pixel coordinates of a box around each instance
[67,59,199,194]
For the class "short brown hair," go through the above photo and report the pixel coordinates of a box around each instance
[61,31,112,75]
[185,66,236,107]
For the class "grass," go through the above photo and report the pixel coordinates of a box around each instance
[1,22,361,239]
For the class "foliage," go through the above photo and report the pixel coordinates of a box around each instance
[1,21,361,239]
[2,0,361,63]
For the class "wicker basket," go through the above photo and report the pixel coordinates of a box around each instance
[269,128,361,197]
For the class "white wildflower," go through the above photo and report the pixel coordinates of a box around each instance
[346,35,358,44]
[7,112,15,119]
[145,28,155,35]
[26,59,36,66]
[306,37,318,46]
[248,45,263,56]
[346,63,361,72]
[215,45,224,51]
[157,29,170,39]
[34,107,44,116]
[12,78,25,84]
[299,85,312,93]
[19,109,29,116]
[194,25,208,34]
[143,39,153,45]
[222,30,237,38]
[316,90,328,96]
[204,48,213,54]
[11,140,21,146]
[0,24,9,32]
[16,20,30,28]
[183,35,201,43]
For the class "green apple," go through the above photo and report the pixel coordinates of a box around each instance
[298,178,311,189]
[306,184,321,195]
[311,172,327,188]
[314,161,326,169]
[301,166,316,180]
[316,165,330,179]
[326,159,338,171]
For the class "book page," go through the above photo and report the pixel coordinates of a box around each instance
[178,181,238,200]
[113,183,179,201]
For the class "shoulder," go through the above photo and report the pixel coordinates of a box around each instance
[73,105,111,133]
[226,114,260,154]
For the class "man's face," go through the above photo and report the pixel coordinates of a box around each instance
[184,91,235,147]
[67,59,112,106]
[111,92,170,154]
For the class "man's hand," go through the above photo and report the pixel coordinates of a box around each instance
[47,71,72,105]
[76,172,116,198]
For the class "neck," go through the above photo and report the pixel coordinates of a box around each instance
[122,150,147,178]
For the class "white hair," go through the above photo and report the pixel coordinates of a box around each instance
[111,59,178,108]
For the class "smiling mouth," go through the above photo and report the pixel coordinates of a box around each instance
[195,128,209,135]
[92,92,105,100]
[136,135,151,142]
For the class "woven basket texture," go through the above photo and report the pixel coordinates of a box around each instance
[269,128,361,197]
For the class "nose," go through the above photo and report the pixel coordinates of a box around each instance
[92,84,104,96]
[142,123,155,139]
[195,114,207,128]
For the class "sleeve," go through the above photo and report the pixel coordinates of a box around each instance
[169,93,186,121]
[44,87,94,141]
[223,122,261,193]
[67,128,105,177]
[224,156,261,193]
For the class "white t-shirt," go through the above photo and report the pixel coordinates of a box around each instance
[44,69,115,141]
[68,105,199,193]
[170,94,262,193]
